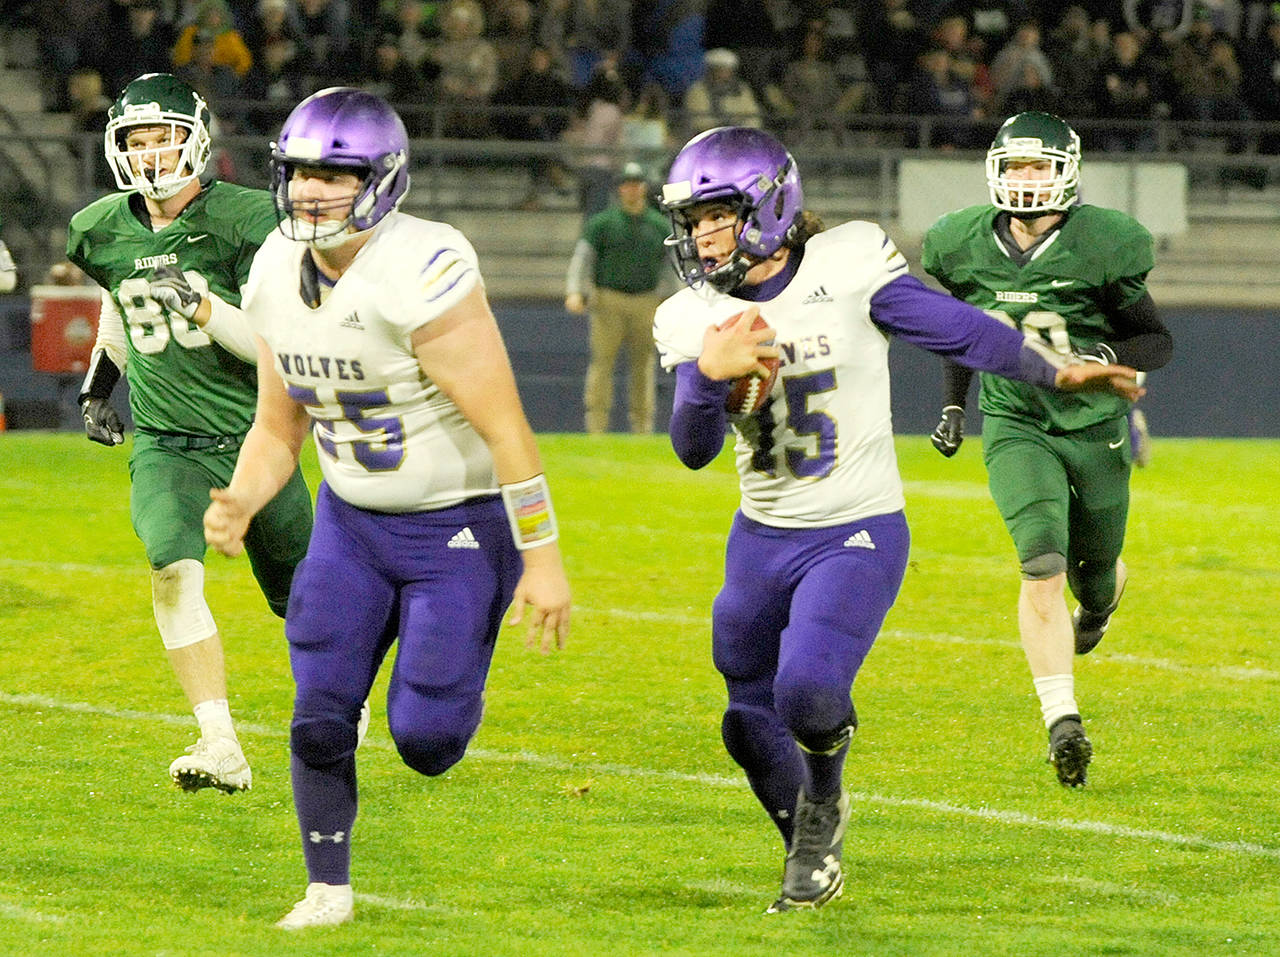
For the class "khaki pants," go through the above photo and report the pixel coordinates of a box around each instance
[584,287,661,434]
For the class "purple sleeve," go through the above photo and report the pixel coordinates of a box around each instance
[669,361,731,469]
[869,274,1058,389]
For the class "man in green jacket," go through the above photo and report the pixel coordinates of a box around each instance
[565,162,671,434]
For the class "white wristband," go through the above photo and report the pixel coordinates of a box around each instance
[500,474,558,550]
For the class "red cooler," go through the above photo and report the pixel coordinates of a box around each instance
[30,285,101,374]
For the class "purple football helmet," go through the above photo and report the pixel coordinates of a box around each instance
[660,127,804,293]
[270,87,410,245]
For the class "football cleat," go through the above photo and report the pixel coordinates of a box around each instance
[767,789,850,913]
[1047,715,1092,788]
[169,736,252,793]
[1073,560,1127,655]
[276,882,354,930]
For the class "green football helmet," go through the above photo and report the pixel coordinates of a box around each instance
[104,73,212,200]
[985,111,1081,216]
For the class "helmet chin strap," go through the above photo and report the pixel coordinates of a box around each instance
[138,177,192,201]
[135,161,196,201]
[307,220,379,252]
[706,250,756,293]
[1010,196,1072,223]
[308,229,358,252]
[1011,208,1061,222]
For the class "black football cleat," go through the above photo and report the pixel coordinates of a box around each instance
[1048,715,1092,788]
[766,790,850,913]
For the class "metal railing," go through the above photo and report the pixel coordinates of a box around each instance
[0,99,67,281]
[207,98,1280,156]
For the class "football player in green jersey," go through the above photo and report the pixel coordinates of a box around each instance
[921,111,1173,788]
[67,73,314,794]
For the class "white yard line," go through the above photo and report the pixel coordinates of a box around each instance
[1047,875,1181,906]
[3,556,1275,684]
[4,691,1278,863]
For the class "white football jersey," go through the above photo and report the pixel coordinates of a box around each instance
[653,220,910,528]
[242,212,499,512]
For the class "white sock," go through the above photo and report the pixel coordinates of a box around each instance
[1033,674,1079,729]
[193,699,236,741]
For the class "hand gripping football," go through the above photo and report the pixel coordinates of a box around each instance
[722,313,781,415]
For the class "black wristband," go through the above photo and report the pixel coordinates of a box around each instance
[79,350,121,405]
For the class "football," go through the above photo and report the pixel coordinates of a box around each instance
[722,313,781,415]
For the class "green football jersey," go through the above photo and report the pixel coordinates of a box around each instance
[922,203,1154,433]
[66,182,278,436]
[583,204,670,293]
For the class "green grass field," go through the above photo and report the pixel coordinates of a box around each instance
[0,431,1276,956]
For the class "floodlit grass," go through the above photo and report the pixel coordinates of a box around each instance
[0,431,1276,956]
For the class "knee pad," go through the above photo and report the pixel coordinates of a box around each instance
[794,705,858,756]
[151,559,217,650]
[393,727,472,777]
[389,698,480,777]
[774,666,856,741]
[1020,551,1067,581]
[291,715,357,768]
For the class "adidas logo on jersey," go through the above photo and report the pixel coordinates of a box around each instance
[843,529,876,549]
[801,286,833,304]
[447,527,481,549]
[340,311,364,330]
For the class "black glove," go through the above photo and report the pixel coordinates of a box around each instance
[149,265,202,320]
[1073,342,1117,365]
[81,397,124,446]
[930,405,965,457]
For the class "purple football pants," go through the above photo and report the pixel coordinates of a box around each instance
[284,483,520,884]
[713,509,909,842]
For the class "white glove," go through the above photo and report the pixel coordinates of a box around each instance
[149,265,202,320]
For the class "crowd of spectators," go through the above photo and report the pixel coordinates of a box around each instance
[8,0,1280,187]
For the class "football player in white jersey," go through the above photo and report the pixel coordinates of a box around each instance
[653,126,1143,914]
[201,88,571,930]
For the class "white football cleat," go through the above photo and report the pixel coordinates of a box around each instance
[276,882,354,930]
[169,736,252,793]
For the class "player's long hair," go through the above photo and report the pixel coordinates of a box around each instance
[787,210,827,248]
